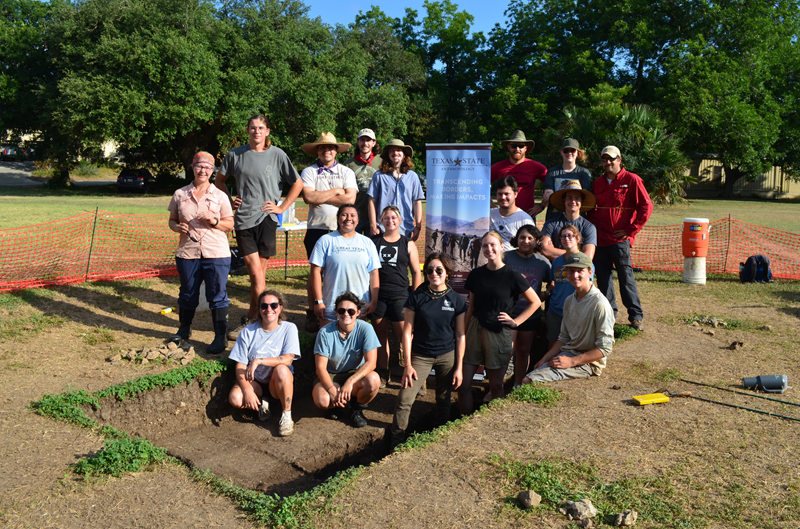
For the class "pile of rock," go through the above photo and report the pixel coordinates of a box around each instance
[106,341,196,366]
[516,493,639,527]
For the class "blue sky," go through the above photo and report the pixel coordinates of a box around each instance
[304,0,507,37]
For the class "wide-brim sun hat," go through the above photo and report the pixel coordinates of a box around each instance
[302,132,352,157]
[549,179,596,212]
[501,130,535,150]
[381,139,413,160]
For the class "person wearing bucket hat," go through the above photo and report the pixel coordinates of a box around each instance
[540,179,597,260]
[522,252,614,384]
[343,128,383,234]
[215,114,305,343]
[588,146,653,331]
[491,130,547,217]
[168,151,235,354]
[367,139,425,240]
[300,132,358,333]
[542,138,593,221]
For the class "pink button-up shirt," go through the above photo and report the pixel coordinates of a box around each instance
[168,183,233,259]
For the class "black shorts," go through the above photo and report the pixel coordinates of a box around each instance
[512,311,542,333]
[303,228,331,258]
[371,293,406,322]
[235,216,278,258]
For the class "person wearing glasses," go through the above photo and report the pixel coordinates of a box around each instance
[490,130,547,217]
[541,138,593,221]
[458,231,542,414]
[312,291,381,428]
[489,176,534,251]
[227,290,300,437]
[167,151,235,354]
[390,252,466,449]
[587,146,652,331]
[540,180,597,261]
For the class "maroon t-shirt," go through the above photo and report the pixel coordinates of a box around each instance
[490,158,548,213]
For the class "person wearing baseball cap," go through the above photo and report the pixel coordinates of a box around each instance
[587,145,653,331]
[343,128,382,234]
[540,178,597,261]
[541,138,593,221]
[522,252,614,384]
[490,130,548,218]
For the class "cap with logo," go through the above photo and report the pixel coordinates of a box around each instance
[562,252,593,269]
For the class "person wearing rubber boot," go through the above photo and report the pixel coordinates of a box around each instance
[167,151,234,354]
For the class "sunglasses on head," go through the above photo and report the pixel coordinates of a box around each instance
[425,266,445,276]
[336,307,357,316]
[259,302,280,311]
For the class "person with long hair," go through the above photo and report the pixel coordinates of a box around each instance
[227,290,300,437]
[367,139,424,241]
[371,206,422,386]
[541,138,593,221]
[458,231,542,414]
[390,252,466,448]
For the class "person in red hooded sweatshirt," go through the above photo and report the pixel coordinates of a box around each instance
[588,146,652,331]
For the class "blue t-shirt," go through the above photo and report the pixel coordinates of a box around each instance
[541,214,598,250]
[228,321,301,382]
[549,254,596,317]
[314,319,381,374]
[367,170,425,236]
[503,251,551,317]
[309,231,381,321]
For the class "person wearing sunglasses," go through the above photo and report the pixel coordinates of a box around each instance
[540,179,597,261]
[227,290,300,437]
[390,252,466,449]
[458,231,542,414]
[167,151,235,354]
[587,145,652,331]
[312,292,381,428]
[541,138,593,221]
[490,130,547,217]
[370,206,422,387]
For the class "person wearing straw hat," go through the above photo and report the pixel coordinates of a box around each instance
[300,132,358,332]
[588,146,652,331]
[542,138,593,221]
[540,179,597,260]
[343,128,383,234]
[490,130,547,217]
[367,139,425,241]
[215,114,304,343]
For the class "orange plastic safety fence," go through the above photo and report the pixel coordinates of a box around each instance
[1,213,796,293]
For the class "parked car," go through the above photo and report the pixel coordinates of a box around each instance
[1,146,17,161]
[116,168,155,193]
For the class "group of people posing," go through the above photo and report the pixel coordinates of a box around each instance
[165,117,653,446]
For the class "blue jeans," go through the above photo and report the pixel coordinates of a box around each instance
[593,240,643,322]
[175,256,231,310]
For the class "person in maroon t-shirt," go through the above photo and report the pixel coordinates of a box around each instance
[587,146,653,331]
[490,130,548,217]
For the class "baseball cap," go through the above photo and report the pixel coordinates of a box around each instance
[601,145,621,158]
[357,128,376,141]
[561,138,580,150]
[562,252,593,269]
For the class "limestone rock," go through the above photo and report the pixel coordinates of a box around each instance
[517,490,541,509]
[139,357,149,365]
[171,349,186,360]
[145,349,160,360]
[615,510,639,526]
[167,341,178,351]
[105,354,122,363]
[702,329,715,336]
[562,499,597,521]
[760,324,772,331]
[126,349,137,360]
[576,518,594,528]
[181,357,191,366]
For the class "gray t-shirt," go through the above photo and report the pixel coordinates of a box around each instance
[541,214,598,250]
[219,145,299,231]
[300,162,358,230]
[228,321,301,382]
[544,165,593,220]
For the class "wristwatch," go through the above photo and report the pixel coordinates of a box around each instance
[314,299,324,305]
[212,217,219,227]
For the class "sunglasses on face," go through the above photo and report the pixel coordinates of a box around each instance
[509,144,526,149]
[259,302,280,311]
[602,156,619,162]
[425,266,445,276]
[336,307,357,316]
[562,149,576,154]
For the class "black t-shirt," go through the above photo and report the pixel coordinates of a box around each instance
[464,265,530,333]
[405,287,467,356]
[373,234,411,297]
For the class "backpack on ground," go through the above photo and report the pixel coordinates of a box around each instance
[739,255,774,283]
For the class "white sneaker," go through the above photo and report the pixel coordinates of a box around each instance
[278,414,294,437]
[258,399,271,421]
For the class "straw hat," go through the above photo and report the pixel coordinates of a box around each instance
[301,132,351,157]
[549,179,596,211]
[501,130,535,150]
[381,139,413,160]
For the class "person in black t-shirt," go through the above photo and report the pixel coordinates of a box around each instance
[371,206,422,387]
[458,231,541,415]
[391,252,466,449]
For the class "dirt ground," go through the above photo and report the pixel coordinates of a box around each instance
[1,271,799,528]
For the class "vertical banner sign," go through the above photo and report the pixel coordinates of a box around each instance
[425,144,492,296]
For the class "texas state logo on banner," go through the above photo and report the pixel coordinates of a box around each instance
[425,144,492,295]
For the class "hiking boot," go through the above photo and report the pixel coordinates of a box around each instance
[278,414,294,437]
[227,315,254,341]
[258,399,271,421]
[304,309,320,333]
[207,307,229,355]
[630,320,644,332]
[350,408,368,428]
[168,308,195,344]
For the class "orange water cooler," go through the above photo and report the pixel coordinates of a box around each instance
[682,218,709,284]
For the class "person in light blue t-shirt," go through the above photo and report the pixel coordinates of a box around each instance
[309,204,381,325]
[312,292,381,428]
[367,139,425,240]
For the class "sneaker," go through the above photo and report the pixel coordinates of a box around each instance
[228,316,255,341]
[630,320,644,331]
[278,414,294,437]
[304,310,320,333]
[350,408,368,428]
[258,399,271,421]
